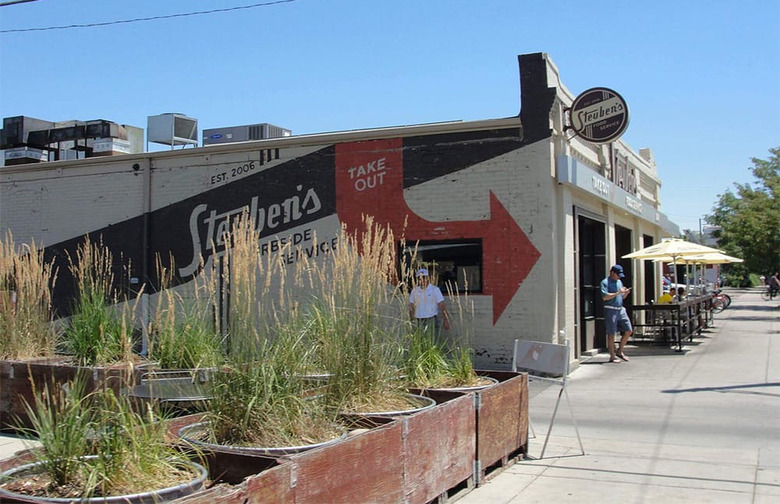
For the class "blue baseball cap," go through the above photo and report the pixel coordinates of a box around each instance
[416,268,429,277]
[610,264,625,278]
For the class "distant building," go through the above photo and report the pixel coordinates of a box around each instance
[702,225,721,248]
[683,225,720,247]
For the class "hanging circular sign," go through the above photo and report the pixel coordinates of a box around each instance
[570,87,629,144]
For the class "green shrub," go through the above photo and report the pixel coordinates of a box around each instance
[16,378,197,499]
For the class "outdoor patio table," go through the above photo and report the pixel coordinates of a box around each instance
[627,304,684,351]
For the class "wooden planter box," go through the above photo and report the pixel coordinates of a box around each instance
[168,418,402,504]
[400,391,475,503]
[410,372,529,486]
[117,371,527,503]
[0,357,143,431]
[473,370,529,484]
[171,393,483,504]
[288,419,404,504]
[173,462,295,504]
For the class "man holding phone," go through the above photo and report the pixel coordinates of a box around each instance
[601,264,633,363]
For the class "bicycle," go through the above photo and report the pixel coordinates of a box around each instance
[761,287,778,301]
[710,290,731,313]
[711,295,728,313]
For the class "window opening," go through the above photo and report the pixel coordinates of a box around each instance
[399,240,482,294]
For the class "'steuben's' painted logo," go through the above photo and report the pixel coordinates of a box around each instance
[570,87,629,144]
[179,185,324,277]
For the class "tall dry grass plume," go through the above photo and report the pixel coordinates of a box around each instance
[298,217,412,411]
[221,213,413,412]
[65,237,137,366]
[148,254,224,369]
[0,231,59,359]
[199,212,342,447]
[214,211,478,417]
[222,211,300,359]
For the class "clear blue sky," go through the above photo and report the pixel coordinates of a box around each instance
[1,0,778,233]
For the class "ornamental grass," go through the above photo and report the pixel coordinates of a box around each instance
[8,378,199,500]
[148,255,224,370]
[0,231,59,360]
[63,237,137,366]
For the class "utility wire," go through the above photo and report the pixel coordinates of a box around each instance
[0,0,47,7]
[1,0,297,33]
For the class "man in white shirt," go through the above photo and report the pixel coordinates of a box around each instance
[409,268,450,336]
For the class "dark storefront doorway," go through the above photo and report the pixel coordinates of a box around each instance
[614,225,633,286]
[614,225,634,336]
[577,215,606,354]
[643,234,656,303]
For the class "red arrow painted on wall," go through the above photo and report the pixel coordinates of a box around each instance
[335,138,540,325]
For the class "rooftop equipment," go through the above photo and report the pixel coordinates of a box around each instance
[203,123,291,145]
[147,113,198,149]
[0,116,56,149]
[1,116,140,165]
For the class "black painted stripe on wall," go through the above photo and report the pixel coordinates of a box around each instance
[402,128,523,188]
[44,146,335,316]
[43,126,537,316]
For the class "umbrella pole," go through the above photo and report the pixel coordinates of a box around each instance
[702,263,707,291]
[672,257,683,352]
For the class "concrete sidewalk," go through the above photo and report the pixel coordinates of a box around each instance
[0,432,34,461]
[459,288,780,503]
[1,289,777,503]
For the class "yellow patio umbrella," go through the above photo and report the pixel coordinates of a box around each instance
[621,238,724,289]
[651,252,742,293]
[622,238,723,260]
[665,252,743,265]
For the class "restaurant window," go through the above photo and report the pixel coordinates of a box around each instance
[399,240,482,294]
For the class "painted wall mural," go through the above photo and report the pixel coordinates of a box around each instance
[41,128,541,325]
[335,134,540,324]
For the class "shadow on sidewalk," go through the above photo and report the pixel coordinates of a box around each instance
[723,303,779,313]
[579,345,692,365]
[662,382,780,397]
[721,314,779,322]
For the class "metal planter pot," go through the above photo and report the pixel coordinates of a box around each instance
[122,368,214,414]
[418,376,499,393]
[0,457,208,504]
[178,421,348,457]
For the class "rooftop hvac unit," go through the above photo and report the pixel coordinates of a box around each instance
[0,116,56,149]
[203,123,291,145]
[86,120,127,140]
[25,120,128,148]
[147,113,198,148]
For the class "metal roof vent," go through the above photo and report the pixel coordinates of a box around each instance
[147,113,198,149]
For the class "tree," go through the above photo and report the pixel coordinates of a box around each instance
[707,148,780,283]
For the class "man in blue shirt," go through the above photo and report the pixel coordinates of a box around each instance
[601,264,633,363]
